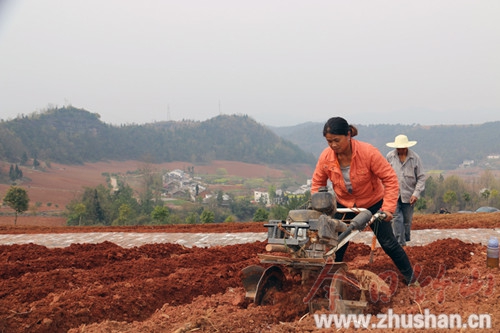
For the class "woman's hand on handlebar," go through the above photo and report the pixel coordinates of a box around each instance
[382,211,393,222]
[373,211,392,222]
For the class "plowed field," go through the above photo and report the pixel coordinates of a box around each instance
[0,214,499,333]
[0,161,499,332]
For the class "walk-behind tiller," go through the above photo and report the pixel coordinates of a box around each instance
[241,187,391,314]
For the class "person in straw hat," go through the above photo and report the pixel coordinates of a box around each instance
[386,135,426,247]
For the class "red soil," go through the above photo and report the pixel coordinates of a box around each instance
[0,161,499,332]
[0,215,499,332]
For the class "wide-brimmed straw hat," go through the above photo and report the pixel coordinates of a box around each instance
[386,134,417,148]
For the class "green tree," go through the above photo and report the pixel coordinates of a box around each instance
[33,157,40,169]
[8,164,22,181]
[110,184,140,222]
[442,176,468,210]
[200,209,215,223]
[268,184,277,204]
[9,164,15,181]
[90,188,106,223]
[114,203,133,225]
[216,190,223,206]
[15,165,22,179]
[151,205,170,224]
[224,215,236,222]
[80,185,110,225]
[253,207,269,222]
[423,176,437,199]
[139,188,154,216]
[230,198,257,222]
[20,152,28,165]
[443,190,458,210]
[74,203,86,226]
[269,205,288,220]
[414,197,427,212]
[462,193,472,210]
[3,186,30,225]
[185,212,198,224]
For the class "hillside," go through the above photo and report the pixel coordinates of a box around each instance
[0,107,316,166]
[2,107,500,171]
[270,121,500,170]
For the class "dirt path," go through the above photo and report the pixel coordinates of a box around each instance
[0,212,498,233]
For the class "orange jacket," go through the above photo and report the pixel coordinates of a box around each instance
[311,139,399,214]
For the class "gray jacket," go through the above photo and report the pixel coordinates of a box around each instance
[386,149,426,203]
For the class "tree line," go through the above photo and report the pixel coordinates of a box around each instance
[416,170,500,213]
[2,168,497,227]
[64,182,311,226]
[63,168,499,227]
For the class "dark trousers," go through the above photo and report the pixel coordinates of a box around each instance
[392,197,414,246]
[334,200,414,283]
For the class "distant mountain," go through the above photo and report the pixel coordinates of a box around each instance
[269,121,500,170]
[0,107,316,166]
[1,107,498,171]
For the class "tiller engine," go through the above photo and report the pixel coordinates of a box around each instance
[241,187,391,314]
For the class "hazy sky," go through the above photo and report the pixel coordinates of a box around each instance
[1,1,499,127]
